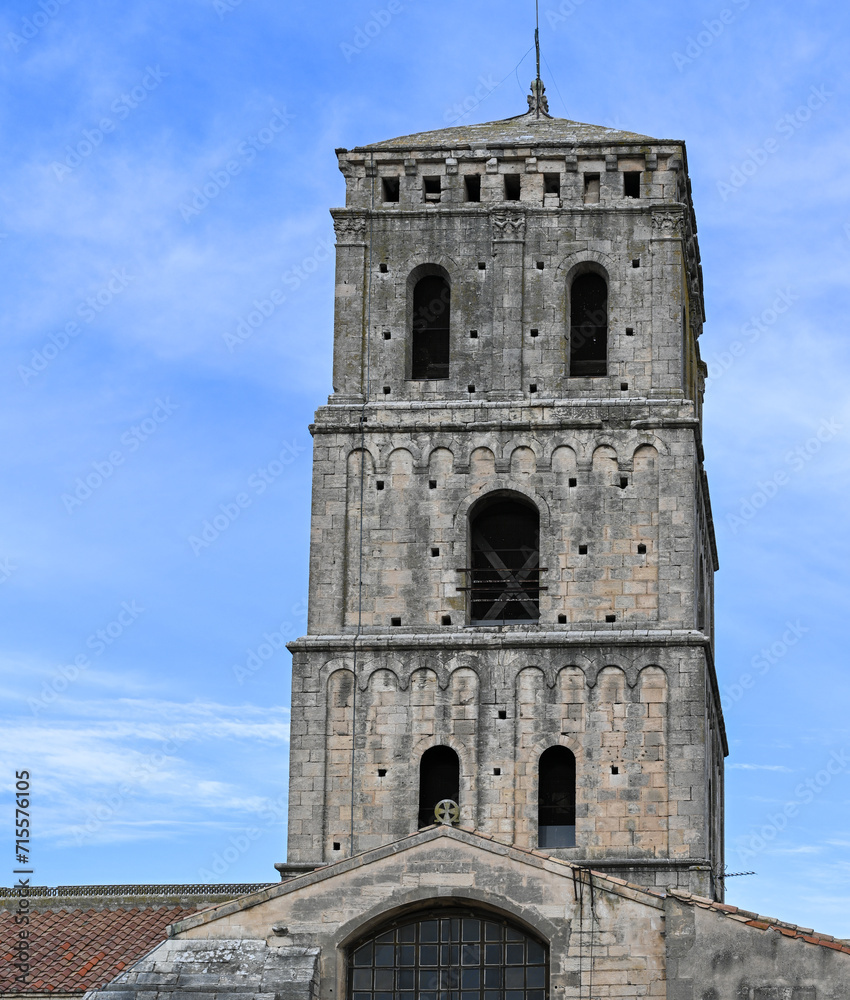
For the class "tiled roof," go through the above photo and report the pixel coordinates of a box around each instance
[667,889,850,956]
[354,109,659,152]
[0,904,196,995]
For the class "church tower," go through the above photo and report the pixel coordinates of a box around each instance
[286,84,725,900]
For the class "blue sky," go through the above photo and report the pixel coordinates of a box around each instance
[1,0,849,936]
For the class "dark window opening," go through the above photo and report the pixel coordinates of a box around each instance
[624,171,641,198]
[418,746,460,828]
[583,173,600,204]
[382,176,400,202]
[423,176,441,202]
[468,497,541,624]
[348,909,548,1000]
[504,174,521,201]
[538,746,576,848]
[464,175,481,202]
[411,275,450,380]
[544,173,560,195]
[569,272,608,376]
[391,616,401,626]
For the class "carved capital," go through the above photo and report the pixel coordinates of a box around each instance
[333,214,367,245]
[492,212,527,242]
[651,211,684,237]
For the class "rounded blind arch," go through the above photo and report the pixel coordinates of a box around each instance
[348,908,548,1000]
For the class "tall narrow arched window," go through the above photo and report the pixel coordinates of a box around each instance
[418,746,460,828]
[538,746,576,848]
[349,909,548,1000]
[469,496,540,624]
[411,275,450,380]
[569,272,607,376]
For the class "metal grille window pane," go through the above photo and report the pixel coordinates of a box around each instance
[468,499,541,624]
[412,275,450,380]
[348,911,547,1000]
[569,272,607,376]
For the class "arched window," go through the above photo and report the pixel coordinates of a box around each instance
[538,746,576,848]
[418,746,460,828]
[349,909,547,1000]
[569,272,607,376]
[469,497,541,624]
[411,275,450,380]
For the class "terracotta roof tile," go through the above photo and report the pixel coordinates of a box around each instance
[0,906,197,993]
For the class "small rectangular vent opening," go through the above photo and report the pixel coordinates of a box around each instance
[383,386,391,394]
[470,329,479,339]
[504,174,521,201]
[624,171,641,198]
[333,842,341,851]
[423,176,441,201]
[441,615,452,626]
[611,766,619,775]
[632,259,641,268]
[379,263,388,273]
[478,261,487,270]
[536,261,544,270]
[391,616,402,627]
[626,327,635,336]
[429,480,437,490]
[529,384,538,393]
[382,176,400,202]
[530,328,539,338]
[382,330,392,340]
[376,481,385,490]
[498,710,507,720]
[465,175,481,202]
[619,477,629,489]
[468,385,476,393]
[620,382,629,391]
[431,547,440,557]
[558,614,567,624]
[378,768,387,777]
[578,544,588,555]
[605,614,617,623]
[569,478,577,488]
[493,767,502,776]
[638,543,647,554]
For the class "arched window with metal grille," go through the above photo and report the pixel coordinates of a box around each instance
[418,746,460,829]
[348,909,548,1000]
[537,746,576,849]
[465,496,542,624]
[411,274,451,380]
[569,271,608,376]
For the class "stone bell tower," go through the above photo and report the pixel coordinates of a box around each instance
[286,83,726,900]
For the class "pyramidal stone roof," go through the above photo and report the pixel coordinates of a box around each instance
[355,108,659,152]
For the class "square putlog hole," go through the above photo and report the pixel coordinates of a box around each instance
[498,710,507,720]
[470,329,479,339]
[605,614,617,623]
[379,263,388,273]
[431,547,440,557]
[391,617,402,627]
[376,481,385,490]
[377,768,387,777]
[558,614,567,624]
[638,543,647,554]
[429,480,437,489]
[441,615,452,626]
[382,330,392,340]
[569,478,577,488]
[578,544,588,555]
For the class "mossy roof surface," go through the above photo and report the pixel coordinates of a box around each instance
[355,109,660,151]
